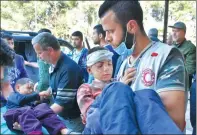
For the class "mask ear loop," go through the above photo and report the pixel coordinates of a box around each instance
[125,26,136,50]
[131,32,136,50]
[124,30,128,43]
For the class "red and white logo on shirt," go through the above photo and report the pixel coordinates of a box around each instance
[141,68,155,86]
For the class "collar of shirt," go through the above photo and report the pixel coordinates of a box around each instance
[72,48,85,63]
[103,44,110,47]
[91,79,111,90]
[114,42,128,55]
[49,52,64,73]
[73,48,83,55]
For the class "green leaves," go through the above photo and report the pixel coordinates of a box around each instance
[1,1,196,44]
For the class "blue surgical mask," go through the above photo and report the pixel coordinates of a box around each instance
[114,42,127,55]
[115,27,135,55]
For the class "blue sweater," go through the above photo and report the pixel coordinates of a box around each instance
[6,92,40,109]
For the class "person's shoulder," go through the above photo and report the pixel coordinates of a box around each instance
[83,47,88,52]
[7,92,18,100]
[81,48,89,56]
[155,42,178,51]
[61,53,81,70]
[79,83,91,89]
[151,42,171,53]
[15,54,24,60]
[152,42,183,59]
[78,83,91,92]
[184,40,195,45]
[62,52,73,63]
[185,40,196,49]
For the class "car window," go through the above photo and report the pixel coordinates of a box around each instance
[58,39,73,55]
[60,46,71,55]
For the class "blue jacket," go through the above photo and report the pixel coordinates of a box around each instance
[83,82,183,134]
[6,91,40,109]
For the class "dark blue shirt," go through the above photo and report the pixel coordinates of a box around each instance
[49,52,84,119]
[6,91,40,109]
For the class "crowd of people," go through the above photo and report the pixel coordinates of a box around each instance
[0,1,196,135]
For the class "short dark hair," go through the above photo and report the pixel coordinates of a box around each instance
[72,31,83,40]
[1,34,13,40]
[93,24,106,38]
[38,28,51,34]
[15,77,34,89]
[88,46,108,55]
[0,38,14,66]
[99,0,145,33]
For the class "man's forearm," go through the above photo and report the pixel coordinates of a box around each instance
[159,91,185,131]
[25,61,38,68]
[167,106,185,131]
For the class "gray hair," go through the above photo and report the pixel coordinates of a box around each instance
[32,32,60,50]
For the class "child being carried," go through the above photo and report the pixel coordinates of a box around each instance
[3,77,67,135]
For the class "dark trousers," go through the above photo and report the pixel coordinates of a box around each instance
[190,78,196,135]
[3,103,65,135]
[84,82,183,134]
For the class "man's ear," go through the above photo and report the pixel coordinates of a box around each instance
[15,84,20,92]
[99,33,103,39]
[126,20,137,34]
[47,47,53,53]
[87,67,92,74]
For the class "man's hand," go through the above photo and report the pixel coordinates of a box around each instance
[24,61,29,65]
[120,68,136,85]
[13,122,22,131]
[24,61,38,68]
[39,90,51,100]
[33,82,38,92]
